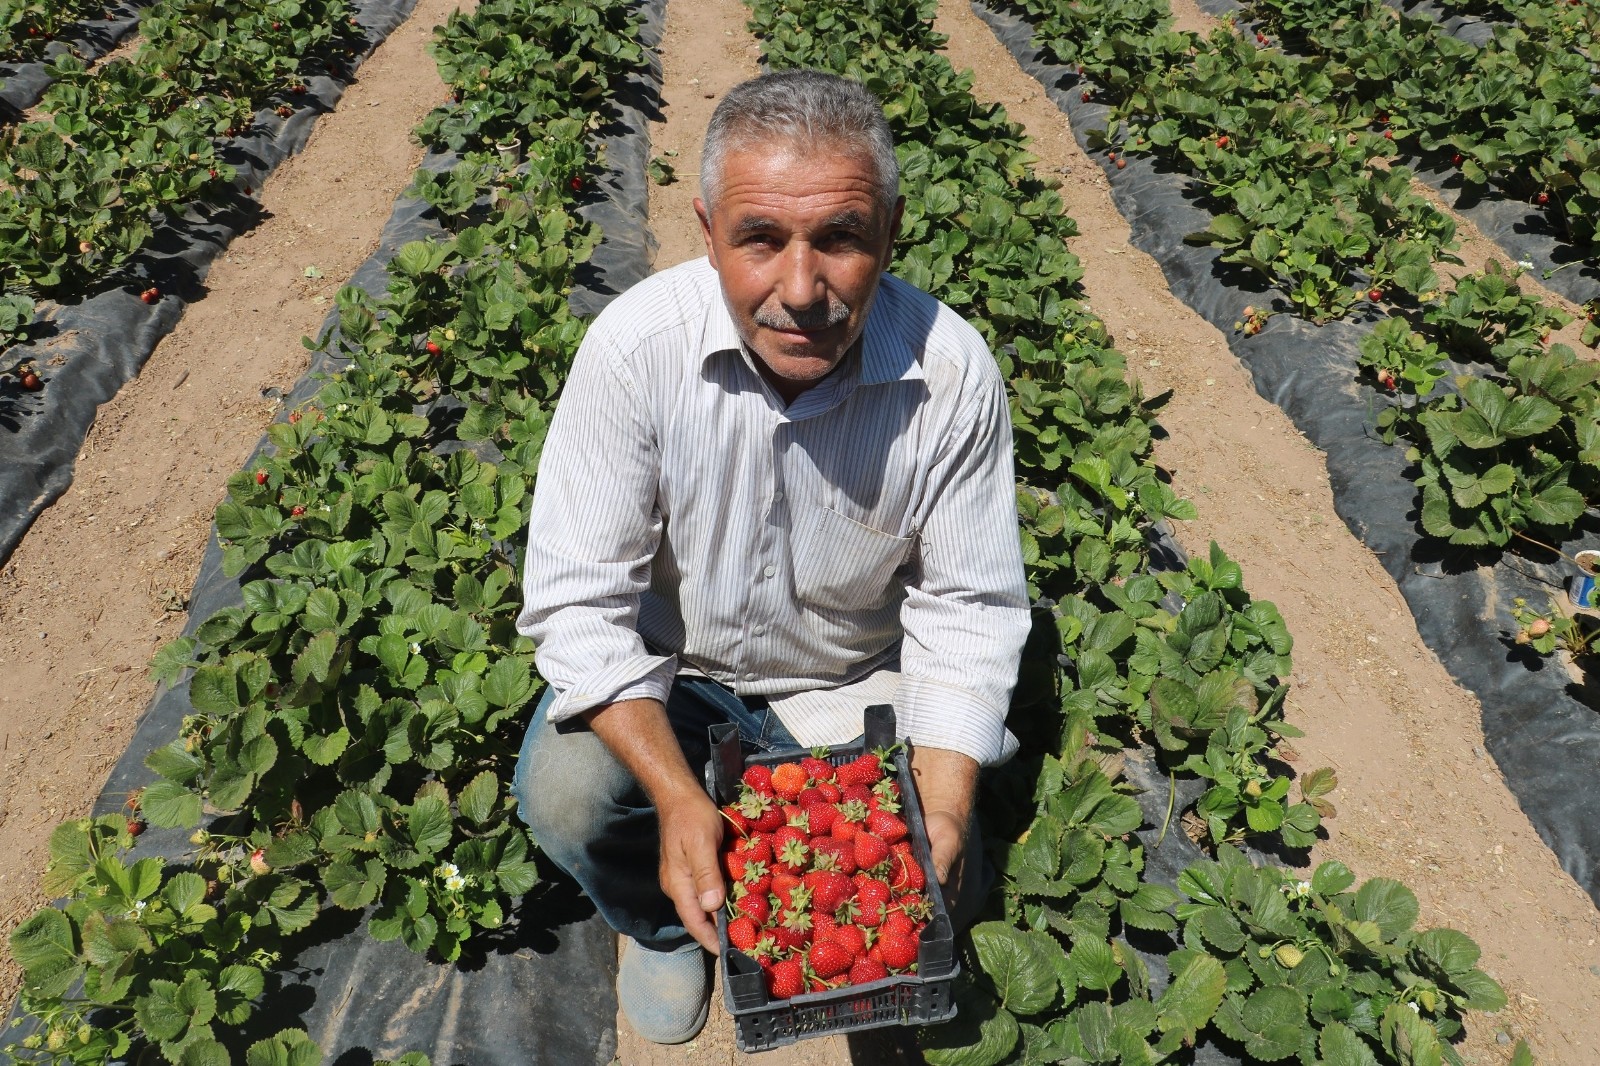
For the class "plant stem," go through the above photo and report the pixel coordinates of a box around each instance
[1512,529,1585,567]
[1156,771,1176,848]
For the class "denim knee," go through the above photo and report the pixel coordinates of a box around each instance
[511,693,642,865]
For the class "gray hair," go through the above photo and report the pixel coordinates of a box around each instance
[700,70,899,213]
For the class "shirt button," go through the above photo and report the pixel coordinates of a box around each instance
[744,672,756,681]
[754,624,767,636]
[763,565,776,578]
[773,491,784,503]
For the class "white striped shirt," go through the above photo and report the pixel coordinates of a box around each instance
[516,257,1030,764]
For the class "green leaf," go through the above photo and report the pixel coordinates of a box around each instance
[180,1039,233,1066]
[141,779,204,828]
[408,796,454,854]
[1352,878,1419,941]
[1319,1022,1380,1066]
[1213,986,1306,1062]
[1311,860,1355,896]
[1069,936,1122,992]
[920,980,1020,1066]
[246,1028,323,1066]
[10,907,82,997]
[458,770,500,827]
[969,922,1060,1015]
[1154,953,1226,1051]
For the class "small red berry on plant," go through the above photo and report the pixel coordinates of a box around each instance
[256,470,268,485]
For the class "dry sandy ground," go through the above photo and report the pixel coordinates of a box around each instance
[0,0,467,1000]
[1,0,1597,1064]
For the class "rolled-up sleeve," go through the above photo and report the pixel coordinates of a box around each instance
[896,371,1030,766]
[516,333,676,723]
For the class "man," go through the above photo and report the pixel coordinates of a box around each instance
[512,69,1029,1044]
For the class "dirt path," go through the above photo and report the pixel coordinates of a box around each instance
[931,1,1600,1063]
[0,0,466,1004]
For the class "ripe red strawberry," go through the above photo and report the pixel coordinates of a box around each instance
[866,810,908,845]
[811,836,856,875]
[798,786,828,807]
[878,928,920,970]
[290,505,306,518]
[828,923,867,958]
[887,847,926,892]
[1537,191,1550,205]
[569,176,584,192]
[141,287,160,304]
[854,878,892,927]
[725,835,771,881]
[803,800,838,836]
[425,341,442,355]
[816,782,842,804]
[728,914,759,952]
[882,909,916,938]
[127,819,146,837]
[739,791,783,833]
[1081,90,1091,102]
[1383,129,1394,140]
[774,836,810,874]
[841,783,874,807]
[742,861,772,898]
[854,831,890,870]
[1452,153,1463,166]
[767,958,805,999]
[735,889,771,926]
[836,755,883,788]
[808,939,856,978]
[1215,135,1229,149]
[848,957,888,985]
[773,910,812,952]
[720,803,751,835]
[771,762,807,800]
[805,869,854,913]
[1368,288,1383,302]
[255,470,268,485]
[1115,157,1127,169]
[742,765,774,794]
[20,372,41,391]
[801,755,834,782]
[812,911,838,942]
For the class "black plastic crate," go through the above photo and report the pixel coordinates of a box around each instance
[703,704,960,1052]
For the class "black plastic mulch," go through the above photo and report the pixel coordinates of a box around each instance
[0,0,152,119]
[971,0,1600,910]
[3,0,666,1059]
[0,0,419,571]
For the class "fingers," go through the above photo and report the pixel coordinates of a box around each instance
[660,795,727,954]
[924,809,966,885]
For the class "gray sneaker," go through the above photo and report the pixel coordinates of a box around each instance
[616,939,711,1044]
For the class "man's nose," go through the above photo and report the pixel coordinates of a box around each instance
[775,242,827,309]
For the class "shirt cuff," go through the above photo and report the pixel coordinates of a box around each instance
[545,653,678,725]
[894,675,1018,766]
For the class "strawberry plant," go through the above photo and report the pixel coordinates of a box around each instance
[6,0,647,1059]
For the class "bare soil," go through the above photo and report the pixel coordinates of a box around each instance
[2,1,1598,1064]
[0,0,466,1001]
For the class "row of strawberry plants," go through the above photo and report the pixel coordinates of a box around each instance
[1002,0,1600,551]
[0,0,360,303]
[3,0,646,1061]
[1239,0,1600,257]
[0,0,125,62]
[747,1,1513,1063]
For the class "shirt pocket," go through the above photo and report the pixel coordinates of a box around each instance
[793,507,916,614]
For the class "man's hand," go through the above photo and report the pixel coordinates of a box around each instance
[655,785,728,952]
[583,698,726,953]
[908,745,979,916]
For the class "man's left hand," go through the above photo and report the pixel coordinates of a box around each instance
[908,746,979,916]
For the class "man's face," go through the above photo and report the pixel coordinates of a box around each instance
[695,143,903,398]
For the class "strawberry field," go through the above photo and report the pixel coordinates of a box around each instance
[1,0,1599,1063]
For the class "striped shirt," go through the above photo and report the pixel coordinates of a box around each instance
[516,257,1030,765]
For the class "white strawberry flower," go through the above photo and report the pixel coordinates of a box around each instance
[437,862,459,879]
[1517,259,1534,271]
[445,874,467,892]
[410,642,421,655]
[1407,1001,1420,1014]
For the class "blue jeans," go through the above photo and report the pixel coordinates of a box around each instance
[512,676,800,951]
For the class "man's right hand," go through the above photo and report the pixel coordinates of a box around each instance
[581,697,726,953]
[655,785,728,952]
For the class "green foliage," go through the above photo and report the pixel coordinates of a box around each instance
[4,0,643,1061]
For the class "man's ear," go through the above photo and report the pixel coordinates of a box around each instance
[693,197,718,266]
[882,194,906,269]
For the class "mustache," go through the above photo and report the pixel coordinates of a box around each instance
[752,297,851,332]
